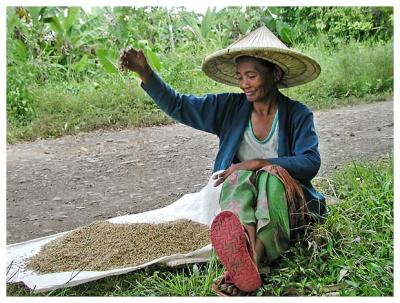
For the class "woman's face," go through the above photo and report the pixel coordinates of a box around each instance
[235,57,276,103]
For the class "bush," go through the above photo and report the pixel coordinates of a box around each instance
[282,7,394,45]
[7,65,37,125]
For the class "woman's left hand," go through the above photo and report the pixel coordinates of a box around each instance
[212,164,239,187]
[212,159,271,187]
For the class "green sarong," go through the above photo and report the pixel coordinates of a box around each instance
[219,170,290,262]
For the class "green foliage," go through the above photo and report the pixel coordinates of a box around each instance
[135,40,162,72]
[281,7,393,45]
[7,65,36,124]
[258,7,294,44]
[7,157,393,296]
[96,48,119,74]
[181,7,296,47]
[7,7,37,124]
[161,41,230,95]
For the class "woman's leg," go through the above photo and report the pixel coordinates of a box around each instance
[214,170,291,296]
[216,170,260,295]
[219,170,258,256]
[242,224,257,263]
[255,171,290,263]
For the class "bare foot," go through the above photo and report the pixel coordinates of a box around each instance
[219,282,248,296]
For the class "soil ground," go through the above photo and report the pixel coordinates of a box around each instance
[6,99,393,244]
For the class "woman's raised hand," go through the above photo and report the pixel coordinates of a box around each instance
[119,47,152,83]
[119,47,147,73]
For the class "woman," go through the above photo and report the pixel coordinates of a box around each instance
[119,26,327,296]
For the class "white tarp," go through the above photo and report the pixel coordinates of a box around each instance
[6,173,223,293]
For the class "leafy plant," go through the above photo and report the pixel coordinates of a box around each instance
[281,7,394,45]
[96,48,119,74]
[7,66,36,124]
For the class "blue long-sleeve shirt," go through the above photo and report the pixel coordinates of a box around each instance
[142,72,327,220]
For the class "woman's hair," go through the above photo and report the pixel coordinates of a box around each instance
[235,55,277,70]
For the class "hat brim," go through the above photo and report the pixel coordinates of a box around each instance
[202,47,321,88]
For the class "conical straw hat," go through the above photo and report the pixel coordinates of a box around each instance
[202,26,321,88]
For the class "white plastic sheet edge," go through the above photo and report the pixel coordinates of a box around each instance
[6,172,223,293]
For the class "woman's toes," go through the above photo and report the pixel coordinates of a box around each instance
[220,283,228,291]
[231,287,238,296]
[226,284,235,294]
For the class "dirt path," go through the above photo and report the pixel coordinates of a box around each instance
[6,99,393,244]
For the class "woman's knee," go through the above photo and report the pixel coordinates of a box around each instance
[226,169,254,180]
[224,170,256,188]
[258,171,284,191]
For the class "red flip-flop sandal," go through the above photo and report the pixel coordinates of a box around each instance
[210,211,261,292]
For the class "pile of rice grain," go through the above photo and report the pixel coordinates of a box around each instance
[26,219,210,273]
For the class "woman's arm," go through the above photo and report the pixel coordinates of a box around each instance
[120,47,232,135]
[267,107,321,183]
[141,72,234,135]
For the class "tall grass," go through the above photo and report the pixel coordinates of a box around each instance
[7,155,393,296]
[285,36,394,110]
[6,75,172,143]
[7,36,393,143]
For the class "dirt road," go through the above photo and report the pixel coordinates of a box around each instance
[6,99,393,244]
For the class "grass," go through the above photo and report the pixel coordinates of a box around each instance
[6,76,172,143]
[6,37,393,143]
[7,154,393,296]
[286,36,394,110]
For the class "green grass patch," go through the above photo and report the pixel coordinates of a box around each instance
[7,155,393,296]
[285,37,393,110]
[7,75,172,143]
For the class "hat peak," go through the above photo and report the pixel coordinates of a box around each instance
[228,25,289,50]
